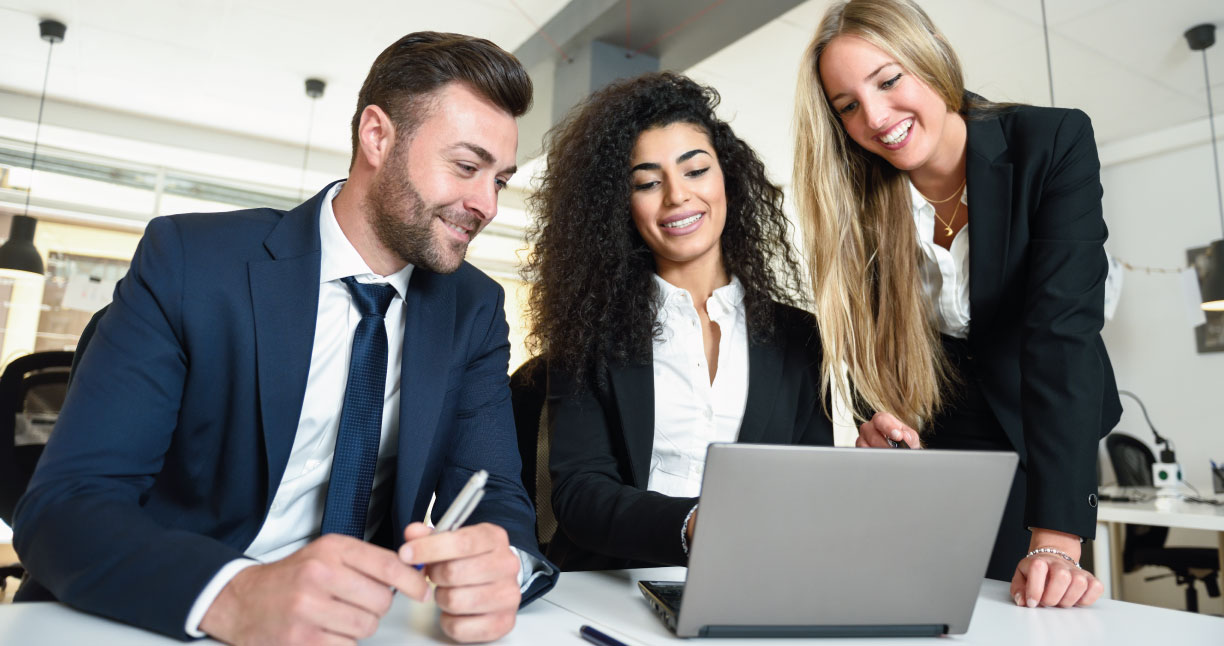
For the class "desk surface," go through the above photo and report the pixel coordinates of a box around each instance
[0,594,590,645]
[547,567,1224,646]
[3,568,1223,645]
[1097,495,1224,532]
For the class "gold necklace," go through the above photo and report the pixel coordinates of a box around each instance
[916,177,966,204]
[933,199,960,237]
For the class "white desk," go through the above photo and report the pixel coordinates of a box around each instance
[1093,495,1224,599]
[546,567,1224,646]
[4,568,1223,644]
[0,593,591,645]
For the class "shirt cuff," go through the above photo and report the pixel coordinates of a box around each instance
[184,558,261,638]
[509,546,554,593]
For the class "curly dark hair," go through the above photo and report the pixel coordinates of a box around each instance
[525,72,806,386]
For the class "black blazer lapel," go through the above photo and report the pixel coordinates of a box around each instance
[249,183,333,509]
[966,115,1013,338]
[608,362,654,487]
[736,341,784,444]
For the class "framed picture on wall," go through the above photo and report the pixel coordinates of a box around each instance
[1187,245,1224,354]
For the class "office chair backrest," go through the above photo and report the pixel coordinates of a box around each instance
[0,304,108,528]
[1103,432,1168,564]
[0,351,74,527]
[1106,433,1155,487]
[509,356,558,549]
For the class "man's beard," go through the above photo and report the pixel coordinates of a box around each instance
[365,155,477,275]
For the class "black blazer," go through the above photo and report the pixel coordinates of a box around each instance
[961,102,1122,539]
[546,303,833,571]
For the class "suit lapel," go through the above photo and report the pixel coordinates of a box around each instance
[736,340,784,444]
[249,184,332,507]
[966,115,1013,338]
[609,362,654,487]
[394,268,454,521]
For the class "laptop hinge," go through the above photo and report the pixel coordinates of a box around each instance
[700,624,948,638]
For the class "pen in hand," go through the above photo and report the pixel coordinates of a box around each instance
[408,469,488,570]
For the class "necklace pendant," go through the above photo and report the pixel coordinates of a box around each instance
[945,226,954,236]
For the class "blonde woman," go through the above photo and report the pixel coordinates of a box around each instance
[794,0,1120,609]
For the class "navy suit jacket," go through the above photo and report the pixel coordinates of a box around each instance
[13,183,556,638]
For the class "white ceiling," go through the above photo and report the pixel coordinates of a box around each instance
[1,0,1222,189]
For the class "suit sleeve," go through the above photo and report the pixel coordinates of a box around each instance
[428,282,557,603]
[789,313,835,448]
[1019,109,1110,539]
[12,217,245,639]
[547,367,697,567]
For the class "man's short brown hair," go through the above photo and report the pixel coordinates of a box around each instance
[349,31,533,167]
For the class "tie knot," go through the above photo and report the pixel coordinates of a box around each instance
[342,276,397,318]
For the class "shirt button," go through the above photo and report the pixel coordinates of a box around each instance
[704,407,714,421]
[1088,493,1098,508]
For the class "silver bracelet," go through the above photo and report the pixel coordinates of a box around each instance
[680,503,699,556]
[1026,547,1081,569]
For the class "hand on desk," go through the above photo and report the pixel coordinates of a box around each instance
[1011,528,1103,608]
[399,521,522,643]
[855,412,922,449]
[199,533,426,645]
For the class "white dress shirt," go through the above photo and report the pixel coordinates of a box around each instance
[647,274,749,498]
[185,182,543,635]
[909,178,972,338]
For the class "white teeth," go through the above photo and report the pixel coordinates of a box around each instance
[881,119,912,145]
[663,213,702,228]
[444,222,467,235]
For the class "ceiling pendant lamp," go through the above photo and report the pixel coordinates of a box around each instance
[0,19,65,277]
[1185,24,1224,311]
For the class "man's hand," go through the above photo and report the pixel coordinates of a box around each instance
[399,522,522,643]
[855,411,922,448]
[199,534,427,645]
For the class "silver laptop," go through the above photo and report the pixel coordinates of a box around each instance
[638,443,1017,638]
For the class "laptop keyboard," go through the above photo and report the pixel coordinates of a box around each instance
[640,581,684,612]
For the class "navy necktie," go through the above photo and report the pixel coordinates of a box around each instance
[321,276,398,538]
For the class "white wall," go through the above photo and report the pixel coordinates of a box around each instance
[1100,126,1224,493]
[1098,120,1224,614]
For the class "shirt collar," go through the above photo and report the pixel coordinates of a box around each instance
[651,273,745,316]
[318,181,413,299]
[907,176,969,241]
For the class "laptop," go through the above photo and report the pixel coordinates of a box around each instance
[637,443,1017,638]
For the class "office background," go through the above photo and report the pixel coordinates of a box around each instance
[0,0,1221,613]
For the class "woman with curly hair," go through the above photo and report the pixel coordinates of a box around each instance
[793,0,1119,608]
[524,72,832,571]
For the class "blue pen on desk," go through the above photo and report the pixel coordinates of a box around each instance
[580,625,630,646]
[412,469,487,570]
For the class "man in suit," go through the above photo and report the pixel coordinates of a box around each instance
[13,31,555,644]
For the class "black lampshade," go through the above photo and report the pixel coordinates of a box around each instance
[1203,239,1224,311]
[0,215,45,275]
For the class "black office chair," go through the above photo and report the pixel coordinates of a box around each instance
[1,304,107,599]
[0,350,73,599]
[1104,433,1221,612]
[509,356,558,552]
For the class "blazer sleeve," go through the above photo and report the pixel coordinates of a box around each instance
[426,280,557,604]
[13,217,246,639]
[1018,109,1110,538]
[547,367,698,567]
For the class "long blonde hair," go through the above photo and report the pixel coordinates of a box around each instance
[793,0,967,428]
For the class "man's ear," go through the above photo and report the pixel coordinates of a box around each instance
[355,105,397,171]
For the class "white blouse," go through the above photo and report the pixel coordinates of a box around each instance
[909,177,972,338]
[647,274,749,498]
